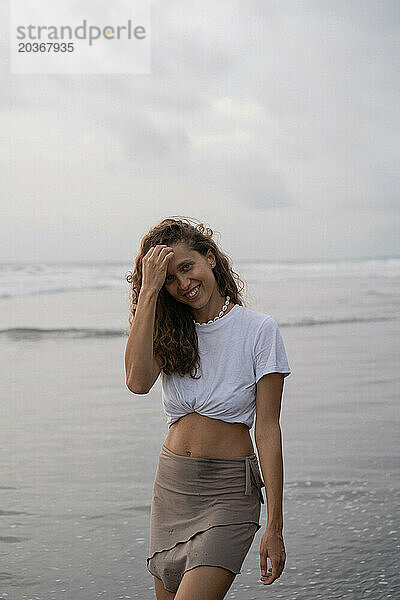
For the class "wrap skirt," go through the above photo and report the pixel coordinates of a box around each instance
[146,444,265,593]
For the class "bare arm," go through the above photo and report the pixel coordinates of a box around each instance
[255,372,286,585]
[254,372,285,532]
[125,244,174,394]
[125,288,160,394]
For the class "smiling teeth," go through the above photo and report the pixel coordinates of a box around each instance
[186,285,200,297]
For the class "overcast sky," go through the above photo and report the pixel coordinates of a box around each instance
[2,0,399,263]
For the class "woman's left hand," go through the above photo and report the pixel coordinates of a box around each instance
[259,529,286,585]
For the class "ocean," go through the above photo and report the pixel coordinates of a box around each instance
[1,257,399,599]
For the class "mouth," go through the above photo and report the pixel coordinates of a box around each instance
[183,283,201,300]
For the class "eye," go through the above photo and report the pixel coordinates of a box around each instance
[165,264,191,284]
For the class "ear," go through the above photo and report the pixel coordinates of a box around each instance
[206,249,216,268]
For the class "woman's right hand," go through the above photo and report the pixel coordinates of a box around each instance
[141,245,174,294]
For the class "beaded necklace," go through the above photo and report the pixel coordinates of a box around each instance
[193,295,231,326]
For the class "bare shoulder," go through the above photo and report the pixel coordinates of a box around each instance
[149,353,162,389]
[154,353,163,370]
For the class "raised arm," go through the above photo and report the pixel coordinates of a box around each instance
[125,245,174,394]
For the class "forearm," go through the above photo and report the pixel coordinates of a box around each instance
[255,424,284,532]
[125,287,158,392]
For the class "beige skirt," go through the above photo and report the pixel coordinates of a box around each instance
[146,444,265,593]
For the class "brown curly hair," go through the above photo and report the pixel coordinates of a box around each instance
[125,216,248,379]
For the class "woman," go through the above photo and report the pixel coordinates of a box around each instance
[125,217,291,600]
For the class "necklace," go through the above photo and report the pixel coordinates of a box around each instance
[193,295,231,325]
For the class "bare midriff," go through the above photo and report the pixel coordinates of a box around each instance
[164,412,255,458]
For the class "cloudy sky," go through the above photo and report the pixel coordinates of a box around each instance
[2,0,399,263]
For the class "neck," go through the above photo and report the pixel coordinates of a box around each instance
[193,295,232,324]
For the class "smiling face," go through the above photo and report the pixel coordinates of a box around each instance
[163,242,219,308]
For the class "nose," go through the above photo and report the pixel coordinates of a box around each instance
[177,275,191,291]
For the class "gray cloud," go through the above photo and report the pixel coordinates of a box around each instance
[1,0,399,261]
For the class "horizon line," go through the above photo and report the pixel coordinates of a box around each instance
[0,254,399,265]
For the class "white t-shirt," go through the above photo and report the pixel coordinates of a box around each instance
[160,303,291,429]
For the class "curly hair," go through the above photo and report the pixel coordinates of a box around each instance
[125,216,248,379]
